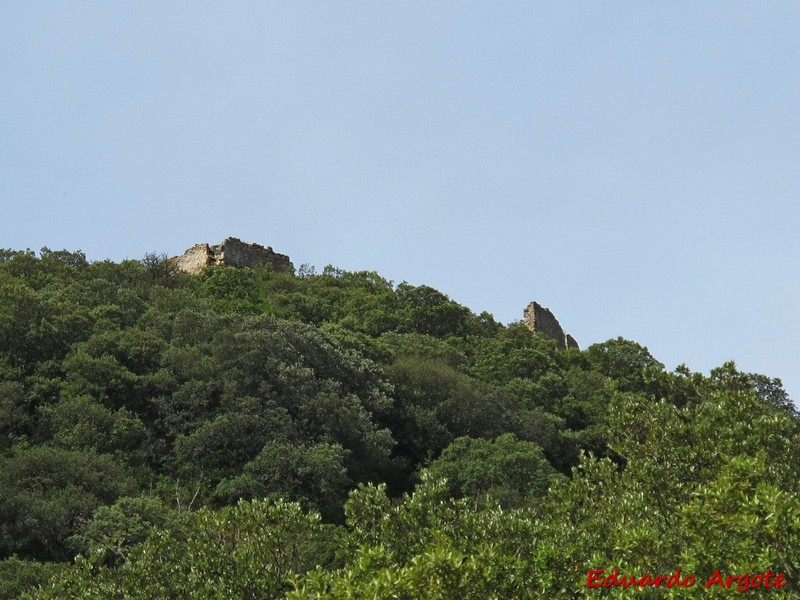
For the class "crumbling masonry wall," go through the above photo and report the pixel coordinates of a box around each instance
[173,237,294,275]
[523,301,579,350]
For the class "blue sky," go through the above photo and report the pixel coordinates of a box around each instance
[2,2,799,400]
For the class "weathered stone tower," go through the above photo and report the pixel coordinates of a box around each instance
[523,301,579,350]
[173,237,293,275]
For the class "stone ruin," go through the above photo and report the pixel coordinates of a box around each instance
[173,241,578,349]
[523,301,579,350]
[172,237,294,275]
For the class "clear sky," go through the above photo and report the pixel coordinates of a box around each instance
[2,3,798,400]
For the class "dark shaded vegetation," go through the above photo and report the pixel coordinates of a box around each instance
[0,248,797,598]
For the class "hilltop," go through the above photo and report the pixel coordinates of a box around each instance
[0,245,796,599]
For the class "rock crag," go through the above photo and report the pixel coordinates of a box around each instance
[173,237,293,275]
[523,301,579,350]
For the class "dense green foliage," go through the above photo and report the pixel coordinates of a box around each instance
[0,248,796,598]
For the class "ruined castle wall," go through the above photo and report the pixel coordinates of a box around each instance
[217,238,293,272]
[523,301,579,350]
[173,243,214,275]
[173,238,294,275]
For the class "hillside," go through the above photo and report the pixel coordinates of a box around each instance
[0,246,797,598]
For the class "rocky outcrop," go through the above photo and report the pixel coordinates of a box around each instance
[523,301,579,350]
[173,237,293,275]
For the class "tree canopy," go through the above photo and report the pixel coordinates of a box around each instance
[0,247,795,598]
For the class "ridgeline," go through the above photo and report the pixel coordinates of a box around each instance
[0,243,797,599]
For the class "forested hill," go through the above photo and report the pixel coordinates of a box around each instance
[1,248,798,599]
